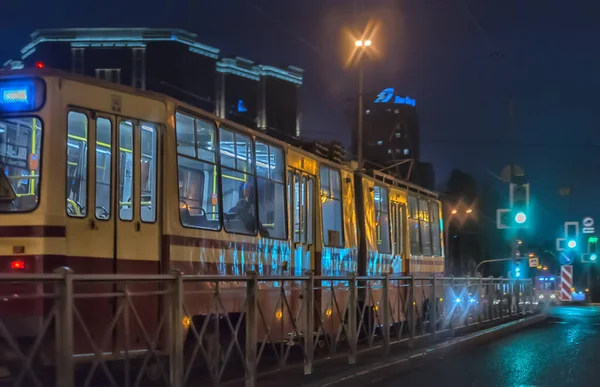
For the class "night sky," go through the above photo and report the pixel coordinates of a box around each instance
[2,0,600,243]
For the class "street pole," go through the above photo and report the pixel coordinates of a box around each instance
[444,218,451,273]
[357,63,364,170]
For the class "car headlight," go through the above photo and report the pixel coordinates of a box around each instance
[550,294,556,299]
[538,294,544,299]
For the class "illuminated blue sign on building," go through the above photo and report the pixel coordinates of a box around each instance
[374,88,416,107]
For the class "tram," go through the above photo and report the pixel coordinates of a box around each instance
[0,68,444,362]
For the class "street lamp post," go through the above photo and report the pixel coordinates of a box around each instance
[355,39,371,170]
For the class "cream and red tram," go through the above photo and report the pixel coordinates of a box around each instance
[0,68,444,363]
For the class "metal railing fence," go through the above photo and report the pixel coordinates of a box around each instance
[0,269,536,387]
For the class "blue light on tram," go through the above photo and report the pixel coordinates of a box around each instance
[549,277,555,281]
[0,80,37,112]
[2,88,28,104]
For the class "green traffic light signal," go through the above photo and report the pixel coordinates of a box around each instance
[514,211,527,224]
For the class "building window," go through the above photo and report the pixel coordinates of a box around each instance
[221,128,256,235]
[403,148,410,155]
[176,112,220,230]
[320,166,343,247]
[66,111,88,218]
[374,185,391,254]
[256,141,286,239]
[95,69,121,84]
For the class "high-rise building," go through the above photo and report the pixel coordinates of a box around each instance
[353,87,419,171]
[11,28,303,139]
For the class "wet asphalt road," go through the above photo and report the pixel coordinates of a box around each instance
[383,305,600,387]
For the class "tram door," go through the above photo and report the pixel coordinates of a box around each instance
[65,111,161,352]
[289,171,315,275]
[65,112,161,271]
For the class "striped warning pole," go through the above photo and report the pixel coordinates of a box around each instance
[561,265,573,302]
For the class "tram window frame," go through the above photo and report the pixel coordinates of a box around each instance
[374,185,392,254]
[0,115,44,214]
[66,110,89,218]
[419,198,433,256]
[175,111,221,231]
[220,126,257,236]
[390,201,406,256]
[118,120,134,222]
[320,165,344,248]
[255,140,287,240]
[430,201,442,256]
[140,123,157,223]
[408,195,421,255]
[94,117,112,221]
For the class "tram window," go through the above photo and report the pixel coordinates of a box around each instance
[430,201,442,256]
[0,117,42,213]
[391,202,405,255]
[176,112,220,230]
[221,128,256,235]
[95,118,111,220]
[175,112,195,157]
[419,198,433,256]
[119,121,134,221]
[141,124,157,223]
[256,141,286,239]
[374,186,391,254]
[408,195,421,255]
[178,156,220,230]
[306,178,314,244]
[320,166,343,248]
[66,111,88,218]
[195,118,215,163]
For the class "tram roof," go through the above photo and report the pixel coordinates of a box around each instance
[0,68,437,196]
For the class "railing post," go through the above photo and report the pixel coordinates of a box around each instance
[303,271,315,375]
[499,277,504,319]
[170,271,184,387]
[449,276,455,335]
[54,267,74,387]
[245,272,258,387]
[431,276,437,341]
[515,279,521,315]
[382,274,390,353]
[348,273,357,364]
[478,276,484,323]
[408,276,415,343]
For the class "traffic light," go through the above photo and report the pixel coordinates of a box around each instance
[566,223,578,250]
[583,236,598,263]
[514,260,522,278]
[510,183,529,228]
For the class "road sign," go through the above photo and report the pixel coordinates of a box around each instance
[528,257,539,268]
[583,217,595,234]
[560,265,573,302]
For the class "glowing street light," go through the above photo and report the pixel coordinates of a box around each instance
[355,40,363,47]
[465,208,473,214]
[451,209,458,215]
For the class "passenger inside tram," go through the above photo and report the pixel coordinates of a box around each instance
[224,182,260,235]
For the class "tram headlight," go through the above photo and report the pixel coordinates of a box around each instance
[550,294,556,299]
[538,294,544,299]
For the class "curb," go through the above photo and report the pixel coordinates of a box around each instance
[305,313,548,387]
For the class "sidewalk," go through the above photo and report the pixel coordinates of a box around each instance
[238,313,547,387]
